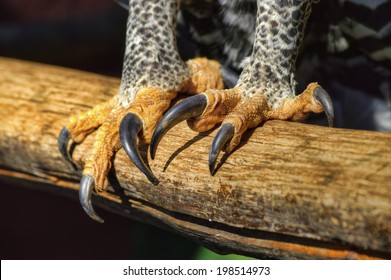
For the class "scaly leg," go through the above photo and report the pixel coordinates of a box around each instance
[150,0,333,174]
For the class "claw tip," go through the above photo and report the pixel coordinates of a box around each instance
[314,87,334,127]
[150,177,160,186]
[79,175,104,223]
[209,123,235,176]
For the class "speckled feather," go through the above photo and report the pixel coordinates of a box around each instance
[118,0,190,107]
[237,0,315,109]
[118,0,317,110]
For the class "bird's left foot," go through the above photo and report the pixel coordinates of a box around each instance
[58,89,174,222]
[151,82,333,174]
[58,58,223,222]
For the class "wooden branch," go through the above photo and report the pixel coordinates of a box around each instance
[0,56,390,259]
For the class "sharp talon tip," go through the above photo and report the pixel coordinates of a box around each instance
[314,87,334,127]
[150,177,160,186]
[79,175,104,223]
[209,123,235,175]
[120,113,159,184]
[327,117,334,128]
[209,159,216,176]
[150,94,207,160]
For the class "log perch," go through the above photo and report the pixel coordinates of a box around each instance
[0,57,390,259]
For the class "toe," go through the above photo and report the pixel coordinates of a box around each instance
[67,97,117,144]
[267,83,334,126]
[82,109,123,192]
[181,58,224,94]
[186,88,242,132]
[58,97,118,168]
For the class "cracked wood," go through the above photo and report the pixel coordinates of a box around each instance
[0,57,390,259]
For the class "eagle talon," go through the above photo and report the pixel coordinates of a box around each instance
[150,94,207,159]
[313,87,334,127]
[120,113,159,185]
[209,123,235,175]
[79,175,104,223]
[58,127,77,169]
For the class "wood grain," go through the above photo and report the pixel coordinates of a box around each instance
[0,57,390,259]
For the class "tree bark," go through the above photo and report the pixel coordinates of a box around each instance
[0,57,390,259]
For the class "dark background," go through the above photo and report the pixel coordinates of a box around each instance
[1,0,388,259]
[0,0,213,260]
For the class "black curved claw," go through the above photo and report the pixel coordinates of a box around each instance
[150,94,207,159]
[79,175,104,223]
[209,123,235,175]
[58,127,71,161]
[120,113,159,185]
[314,87,334,127]
[58,127,76,168]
